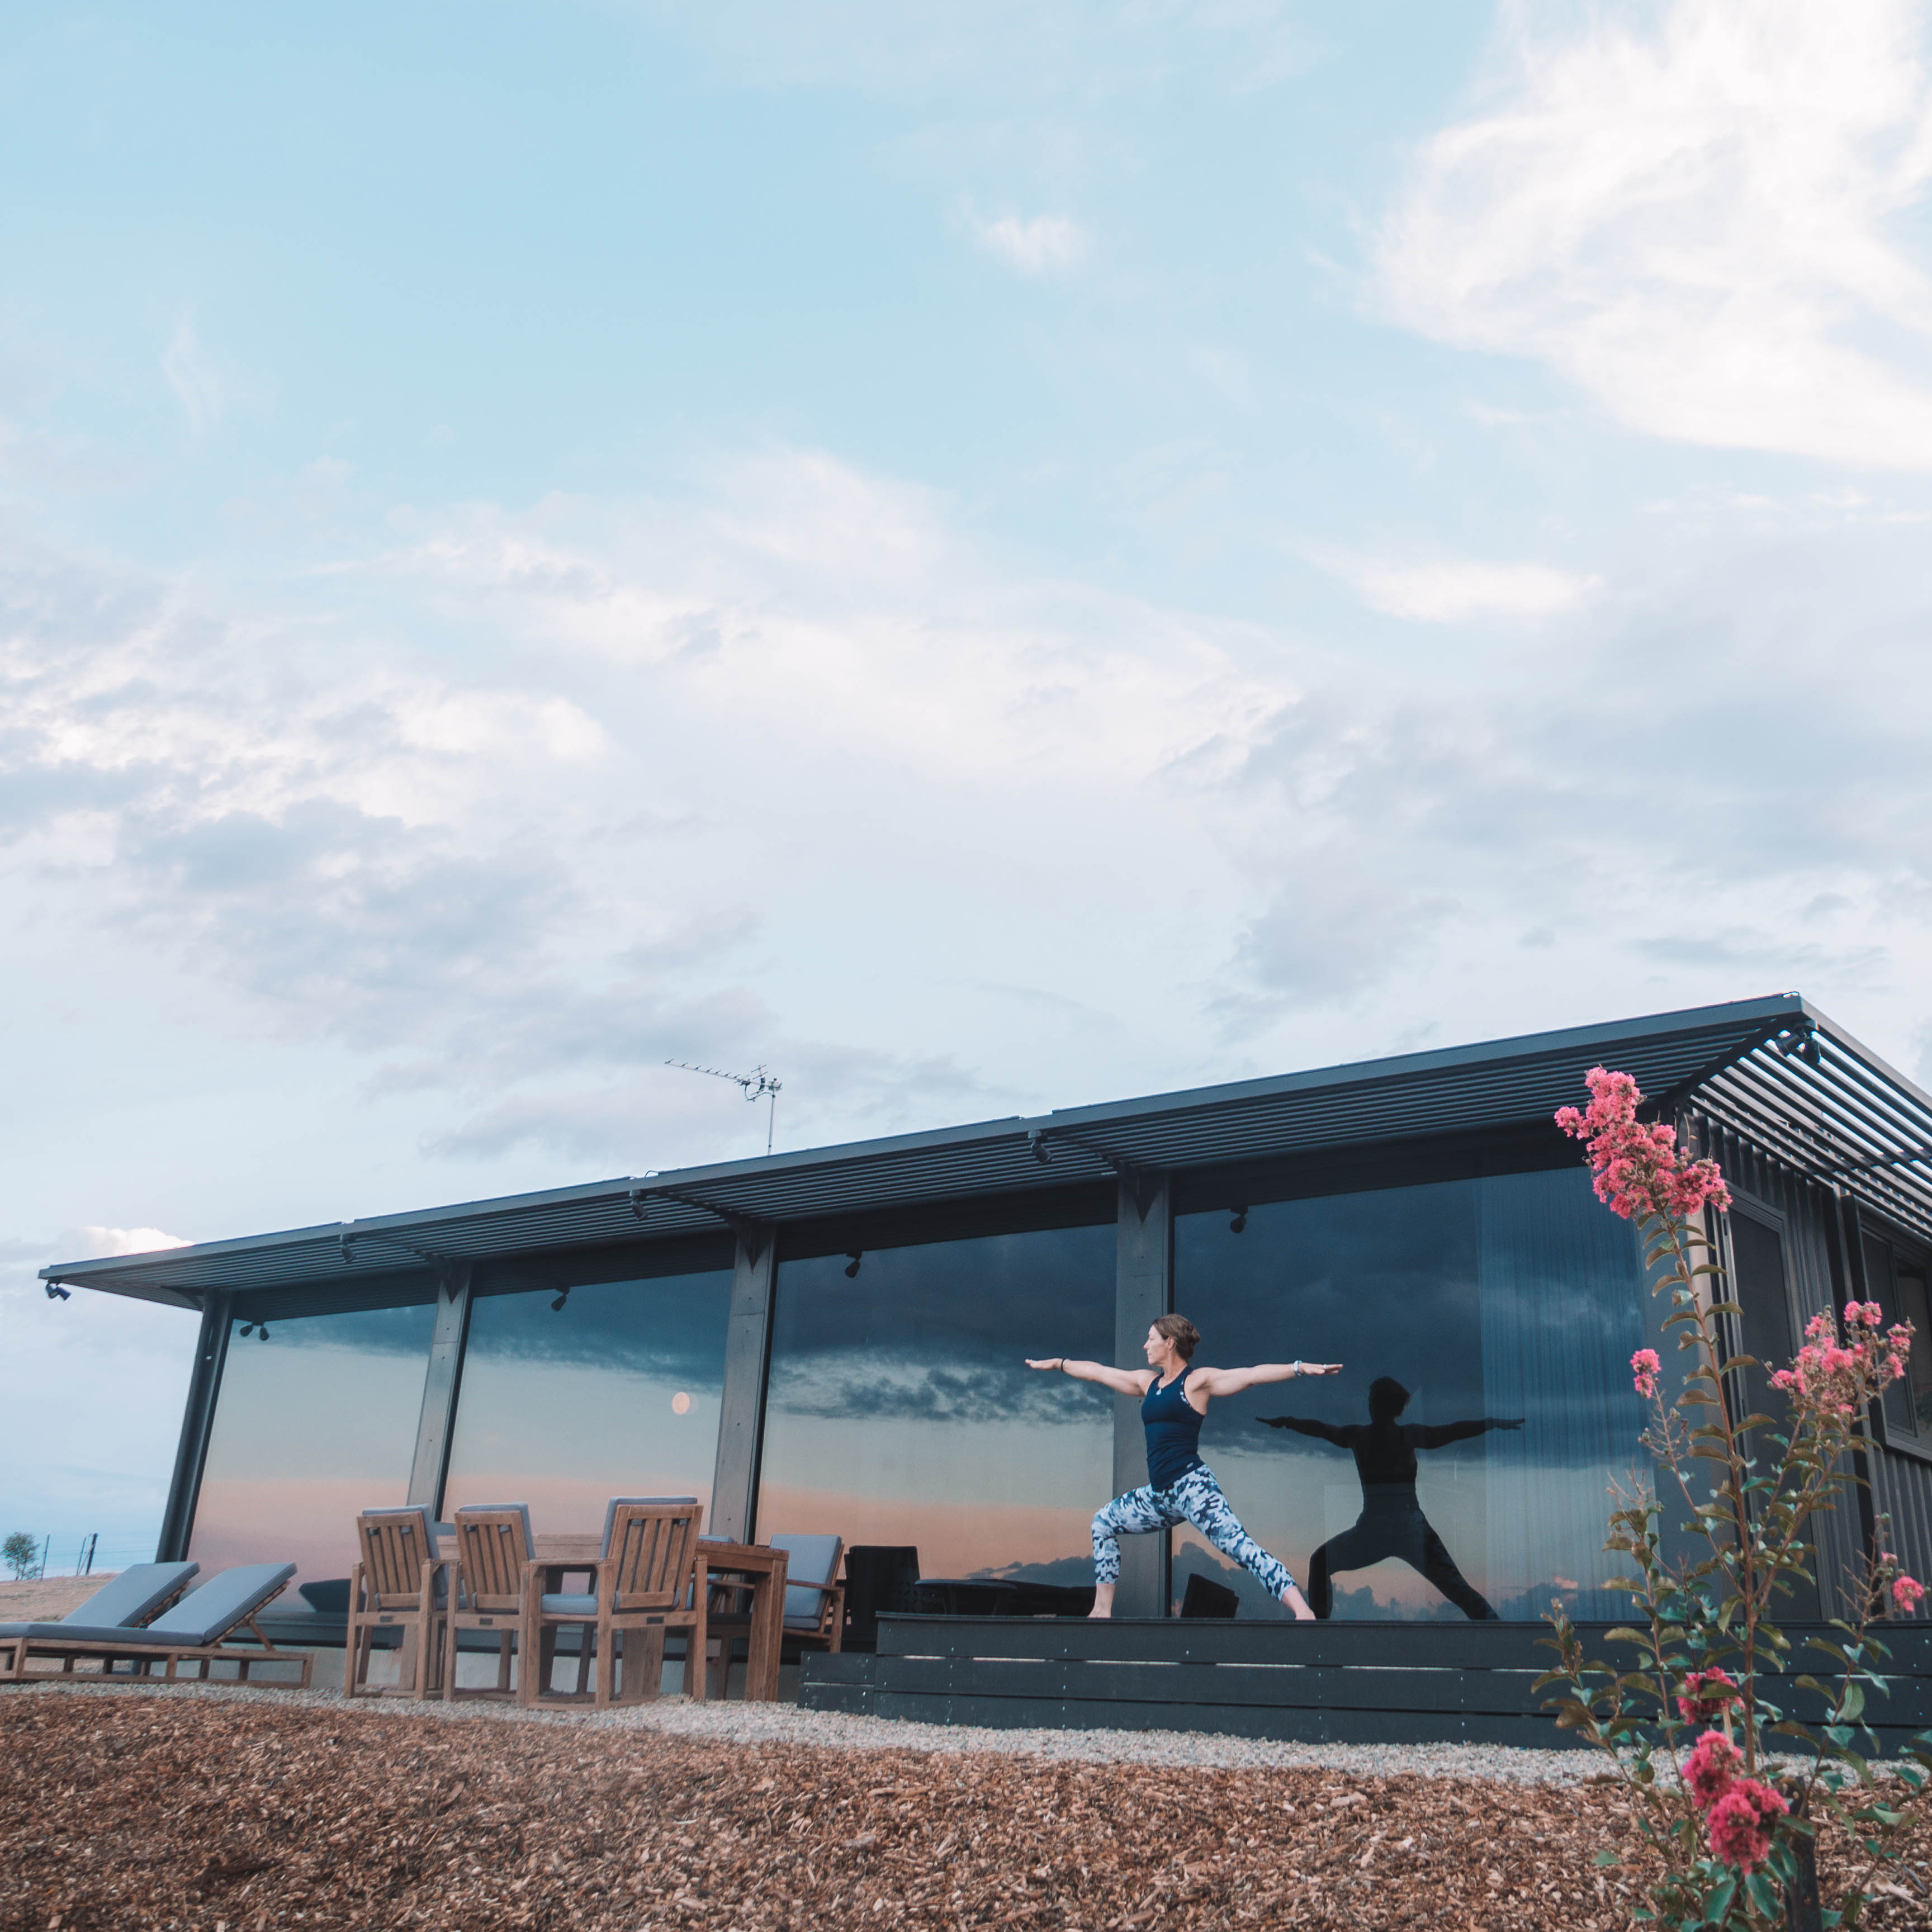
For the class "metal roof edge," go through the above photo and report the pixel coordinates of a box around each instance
[40,991,1807,1286]
[1803,999,1932,1119]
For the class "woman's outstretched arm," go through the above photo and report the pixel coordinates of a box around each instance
[1024,1357,1152,1396]
[1256,1414,1349,1445]
[1188,1361,1343,1398]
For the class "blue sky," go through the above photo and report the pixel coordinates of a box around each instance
[7,0,1932,1561]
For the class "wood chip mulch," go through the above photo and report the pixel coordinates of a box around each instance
[2,1691,1928,1930]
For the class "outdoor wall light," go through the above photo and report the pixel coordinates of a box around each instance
[1027,1130,1050,1166]
[844,1251,864,1279]
[239,1322,254,1337]
[1778,1030,1823,1068]
[43,1282,69,1301]
[1229,1208,1248,1235]
[240,1321,269,1341]
[550,1289,571,1313]
[257,1323,270,1341]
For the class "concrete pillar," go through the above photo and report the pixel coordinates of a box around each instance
[709,1225,777,1543]
[1113,1171,1172,1617]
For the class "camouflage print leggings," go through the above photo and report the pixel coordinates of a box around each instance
[1091,1464,1296,1596]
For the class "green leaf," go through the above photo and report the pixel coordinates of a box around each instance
[1702,1873,1737,1924]
[1594,1849,1618,1867]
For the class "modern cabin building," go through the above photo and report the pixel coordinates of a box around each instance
[44,994,1932,1630]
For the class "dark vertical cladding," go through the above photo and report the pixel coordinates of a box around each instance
[1845,1198,1932,1590]
[156,1291,230,1562]
[1698,1117,1932,1609]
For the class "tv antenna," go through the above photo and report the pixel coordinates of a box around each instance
[666,1060,782,1154]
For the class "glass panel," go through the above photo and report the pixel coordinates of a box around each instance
[1894,1265,1932,1436]
[759,1225,1114,1583]
[443,1270,734,1536]
[190,1303,437,1589]
[1173,1169,1646,1621]
[1865,1239,1919,1439]
[1726,1213,1819,1618]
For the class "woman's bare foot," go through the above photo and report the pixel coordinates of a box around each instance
[1282,1585,1317,1622]
[1088,1581,1116,1620]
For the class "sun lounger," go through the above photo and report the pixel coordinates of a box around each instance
[0,1561,199,1675]
[4,1563,311,1686]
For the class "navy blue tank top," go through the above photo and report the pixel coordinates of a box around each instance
[1142,1367,1205,1490]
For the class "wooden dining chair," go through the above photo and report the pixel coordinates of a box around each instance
[345,1507,449,1699]
[703,1532,841,1695]
[442,1503,534,1701]
[519,1499,704,1710]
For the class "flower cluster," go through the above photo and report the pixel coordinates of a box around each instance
[1884,1556,1926,1616]
[1706,1781,1789,1874]
[1674,1668,1740,1725]
[1555,1067,1731,1224]
[1768,1306,1916,1419]
[1683,1731,1788,1872]
[1631,1348,1661,1400]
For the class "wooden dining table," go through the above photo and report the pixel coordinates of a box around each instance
[528,1532,790,1702]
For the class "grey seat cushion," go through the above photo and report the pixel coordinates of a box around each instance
[599,1496,698,1557]
[538,1592,599,1616]
[0,1561,198,1639]
[36,1563,298,1650]
[766,1533,842,1629]
[453,1503,534,1564]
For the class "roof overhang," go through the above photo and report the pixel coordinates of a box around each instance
[46,992,1932,1307]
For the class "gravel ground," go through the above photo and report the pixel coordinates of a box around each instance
[7,1676,1601,1784]
[8,1684,1928,1929]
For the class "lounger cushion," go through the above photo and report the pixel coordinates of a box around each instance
[599,1496,698,1557]
[0,1561,198,1639]
[44,1563,297,1650]
[766,1534,842,1628]
[539,1592,599,1616]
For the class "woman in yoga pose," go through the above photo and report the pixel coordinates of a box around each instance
[1026,1314,1340,1620]
[1258,1375,1523,1619]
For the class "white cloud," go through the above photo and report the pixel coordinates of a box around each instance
[63,1227,193,1259]
[160,314,240,435]
[387,450,1277,788]
[1376,0,1932,470]
[967,209,1089,276]
[1318,550,1602,623]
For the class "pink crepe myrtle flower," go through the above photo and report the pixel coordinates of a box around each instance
[1684,1730,1742,1810]
[1555,1068,1730,1225]
[1894,1574,1926,1615]
[1631,1348,1662,1399]
[1849,1301,1885,1328]
[1676,1668,1741,1725]
[1706,1778,1789,1873]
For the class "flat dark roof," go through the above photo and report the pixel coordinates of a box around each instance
[46,992,1932,1307]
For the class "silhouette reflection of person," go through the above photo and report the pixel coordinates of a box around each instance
[1258,1376,1523,1621]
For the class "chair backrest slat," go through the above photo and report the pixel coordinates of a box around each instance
[356,1508,441,1607]
[605,1502,702,1611]
[451,1504,534,1613]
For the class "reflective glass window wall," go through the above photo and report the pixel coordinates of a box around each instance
[190,1301,438,1589]
[759,1221,1114,1583]
[1172,1168,1646,1621]
[443,1261,735,1536]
